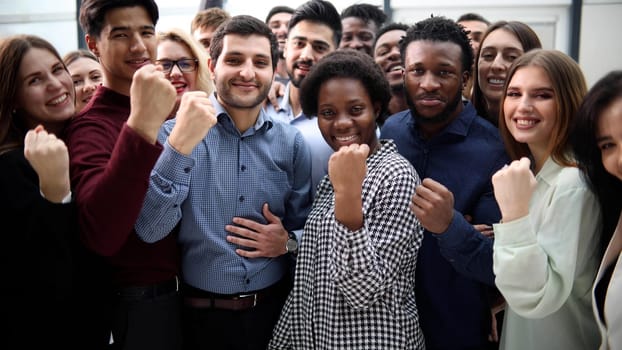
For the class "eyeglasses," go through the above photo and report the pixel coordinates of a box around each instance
[155,58,199,74]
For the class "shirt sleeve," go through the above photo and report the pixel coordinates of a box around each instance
[330,170,422,310]
[134,123,194,243]
[493,183,600,318]
[435,212,495,286]
[281,132,313,232]
[68,121,162,256]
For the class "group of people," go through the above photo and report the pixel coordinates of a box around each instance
[1,0,620,350]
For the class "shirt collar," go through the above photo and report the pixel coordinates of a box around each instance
[210,93,273,132]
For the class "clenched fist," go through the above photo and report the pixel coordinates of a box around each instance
[127,64,177,144]
[24,125,71,203]
[168,91,217,155]
[491,157,536,222]
[328,144,369,231]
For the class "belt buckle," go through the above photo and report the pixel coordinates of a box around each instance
[237,293,258,307]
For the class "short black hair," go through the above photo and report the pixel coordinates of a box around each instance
[340,3,387,30]
[456,13,490,25]
[373,22,409,51]
[265,6,295,23]
[400,16,473,74]
[79,0,159,38]
[209,15,279,72]
[300,49,391,118]
[288,0,342,47]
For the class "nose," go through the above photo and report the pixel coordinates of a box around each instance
[516,95,534,113]
[299,43,314,62]
[239,59,255,80]
[491,53,507,72]
[419,71,440,91]
[387,46,400,61]
[130,33,147,53]
[169,63,183,77]
[83,80,98,93]
[334,112,353,129]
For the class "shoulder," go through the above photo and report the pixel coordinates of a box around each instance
[381,110,411,131]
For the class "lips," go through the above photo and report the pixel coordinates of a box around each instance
[47,93,69,106]
[487,77,505,87]
[385,62,403,73]
[127,57,152,68]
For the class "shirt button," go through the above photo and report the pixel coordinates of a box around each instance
[183,167,191,173]
[241,165,246,171]
[246,279,250,284]
[239,196,244,202]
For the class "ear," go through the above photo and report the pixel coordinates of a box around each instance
[86,34,99,57]
[373,101,382,120]
[462,70,471,89]
[208,57,215,76]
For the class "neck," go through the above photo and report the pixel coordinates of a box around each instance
[103,74,131,97]
[416,103,464,139]
[529,145,549,174]
[218,96,262,134]
[388,94,407,115]
[289,85,302,116]
[486,100,499,123]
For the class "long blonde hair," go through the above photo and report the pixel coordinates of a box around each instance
[157,28,213,95]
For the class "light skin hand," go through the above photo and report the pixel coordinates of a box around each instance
[225,203,289,258]
[410,178,455,234]
[24,125,71,203]
[126,64,177,144]
[491,157,536,222]
[329,144,368,231]
[168,91,216,155]
[264,80,285,110]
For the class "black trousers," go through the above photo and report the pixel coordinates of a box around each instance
[110,290,182,350]
[182,283,289,350]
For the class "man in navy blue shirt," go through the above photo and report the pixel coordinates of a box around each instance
[381,17,509,350]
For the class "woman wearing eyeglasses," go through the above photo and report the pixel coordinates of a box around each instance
[155,28,213,118]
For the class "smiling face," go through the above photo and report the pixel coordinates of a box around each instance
[15,47,75,131]
[267,12,292,53]
[317,77,379,152]
[503,66,557,158]
[403,40,465,126]
[157,39,198,106]
[209,33,273,111]
[87,6,156,95]
[597,97,622,181]
[478,29,524,109]
[284,20,336,88]
[374,29,406,91]
[339,17,377,56]
[66,56,102,113]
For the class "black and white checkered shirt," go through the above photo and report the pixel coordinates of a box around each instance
[269,140,426,349]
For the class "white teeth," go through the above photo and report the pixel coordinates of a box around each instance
[516,119,536,126]
[489,78,504,84]
[336,135,356,142]
[390,66,403,71]
[49,94,68,105]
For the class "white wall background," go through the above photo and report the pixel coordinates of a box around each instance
[0,0,620,86]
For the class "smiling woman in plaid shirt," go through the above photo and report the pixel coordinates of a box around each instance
[269,49,426,349]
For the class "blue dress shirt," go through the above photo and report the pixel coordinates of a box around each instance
[381,101,509,349]
[135,94,312,294]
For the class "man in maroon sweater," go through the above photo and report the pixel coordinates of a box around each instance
[63,0,182,348]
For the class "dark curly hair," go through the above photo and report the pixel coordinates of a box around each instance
[340,3,387,30]
[373,22,409,51]
[399,16,473,76]
[571,70,622,253]
[299,49,391,118]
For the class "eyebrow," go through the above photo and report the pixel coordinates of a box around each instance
[110,25,155,32]
[596,135,611,143]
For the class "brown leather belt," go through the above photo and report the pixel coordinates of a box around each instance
[182,279,286,311]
